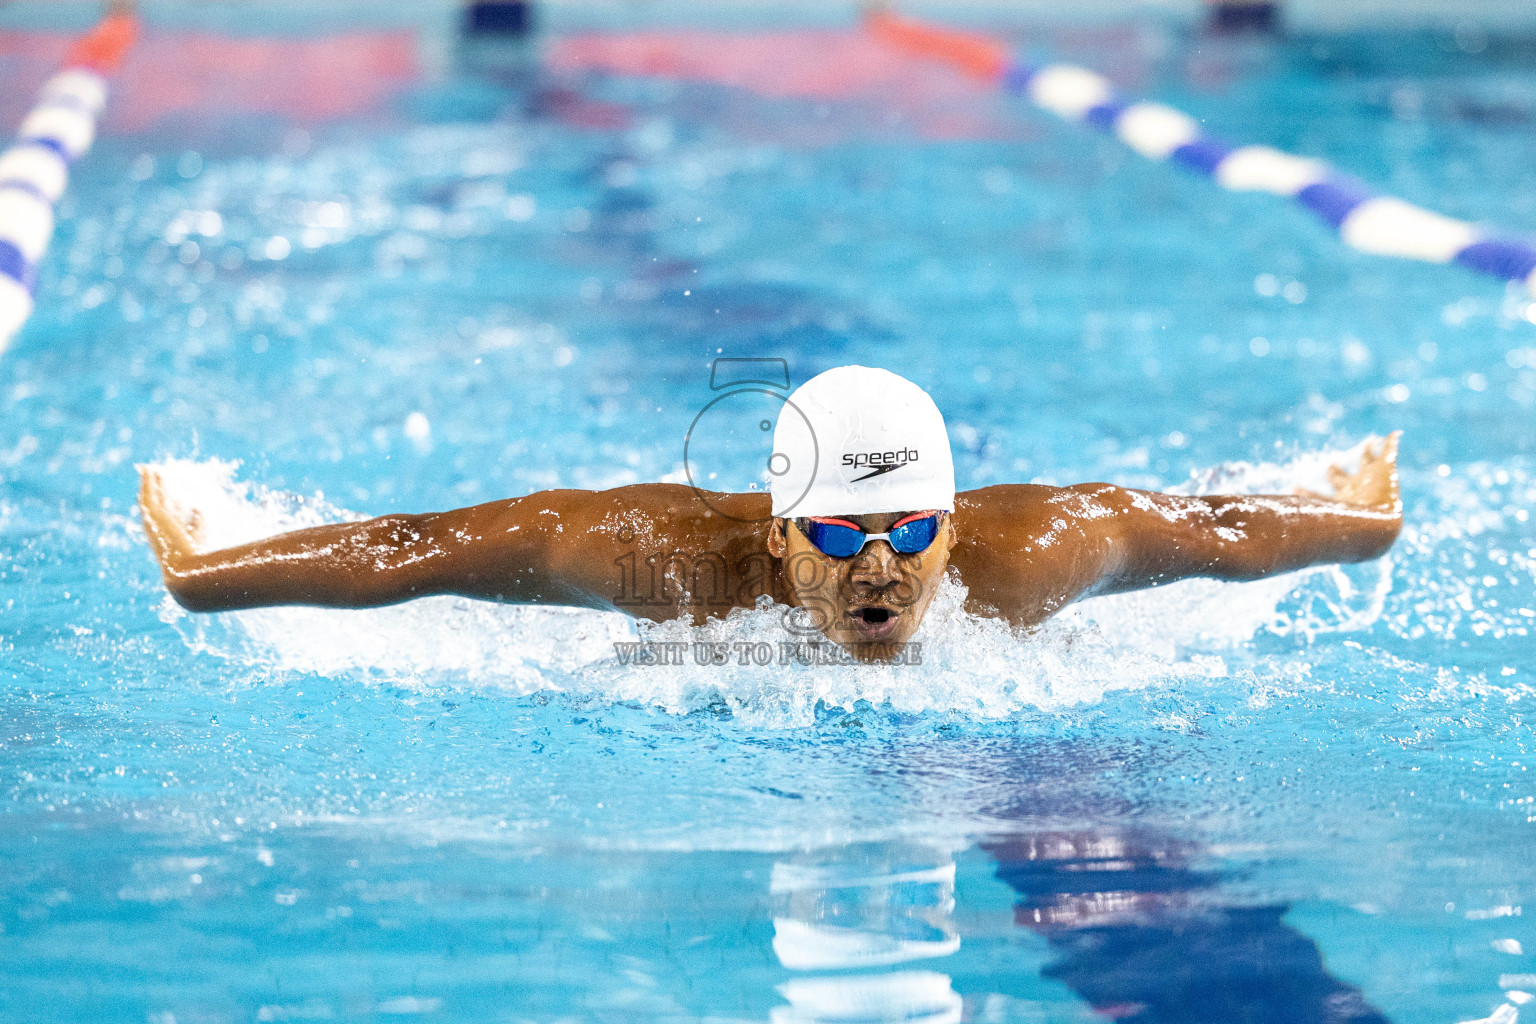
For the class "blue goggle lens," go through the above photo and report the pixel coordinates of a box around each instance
[802,515,940,558]
[805,520,865,558]
[890,514,939,554]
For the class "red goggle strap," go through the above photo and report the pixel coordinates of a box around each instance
[807,517,861,530]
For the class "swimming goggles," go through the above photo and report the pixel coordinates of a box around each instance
[793,512,944,559]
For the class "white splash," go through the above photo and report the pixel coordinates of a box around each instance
[148,454,1391,727]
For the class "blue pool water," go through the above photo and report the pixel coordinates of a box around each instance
[4,3,1536,1021]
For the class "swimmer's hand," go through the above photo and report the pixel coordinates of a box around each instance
[1298,431,1402,513]
[137,465,202,578]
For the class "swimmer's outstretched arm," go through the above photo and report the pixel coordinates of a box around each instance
[141,435,1401,624]
[952,433,1403,624]
[138,469,769,614]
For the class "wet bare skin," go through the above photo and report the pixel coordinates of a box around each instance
[139,434,1402,658]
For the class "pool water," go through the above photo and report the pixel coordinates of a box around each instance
[3,3,1536,1022]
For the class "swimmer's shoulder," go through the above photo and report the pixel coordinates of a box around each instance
[955,482,1145,554]
[483,482,771,554]
[594,482,771,524]
[954,483,1064,530]
[472,482,768,521]
[952,484,1117,625]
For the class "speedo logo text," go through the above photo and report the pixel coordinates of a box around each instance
[843,448,919,481]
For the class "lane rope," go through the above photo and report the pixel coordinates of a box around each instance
[865,9,1536,298]
[0,9,138,354]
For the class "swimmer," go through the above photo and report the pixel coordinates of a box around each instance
[138,366,1401,660]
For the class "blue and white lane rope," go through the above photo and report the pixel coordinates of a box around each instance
[0,69,109,352]
[0,8,137,354]
[868,11,1536,298]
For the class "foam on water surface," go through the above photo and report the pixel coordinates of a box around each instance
[150,450,1393,727]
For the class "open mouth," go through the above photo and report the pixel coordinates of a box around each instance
[848,606,901,639]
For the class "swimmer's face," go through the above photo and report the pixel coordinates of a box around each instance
[766,511,955,660]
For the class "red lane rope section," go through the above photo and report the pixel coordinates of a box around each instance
[65,10,139,73]
[862,8,1008,82]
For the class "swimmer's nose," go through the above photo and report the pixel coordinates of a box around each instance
[847,541,900,584]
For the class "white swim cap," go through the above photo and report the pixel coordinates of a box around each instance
[770,365,955,518]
